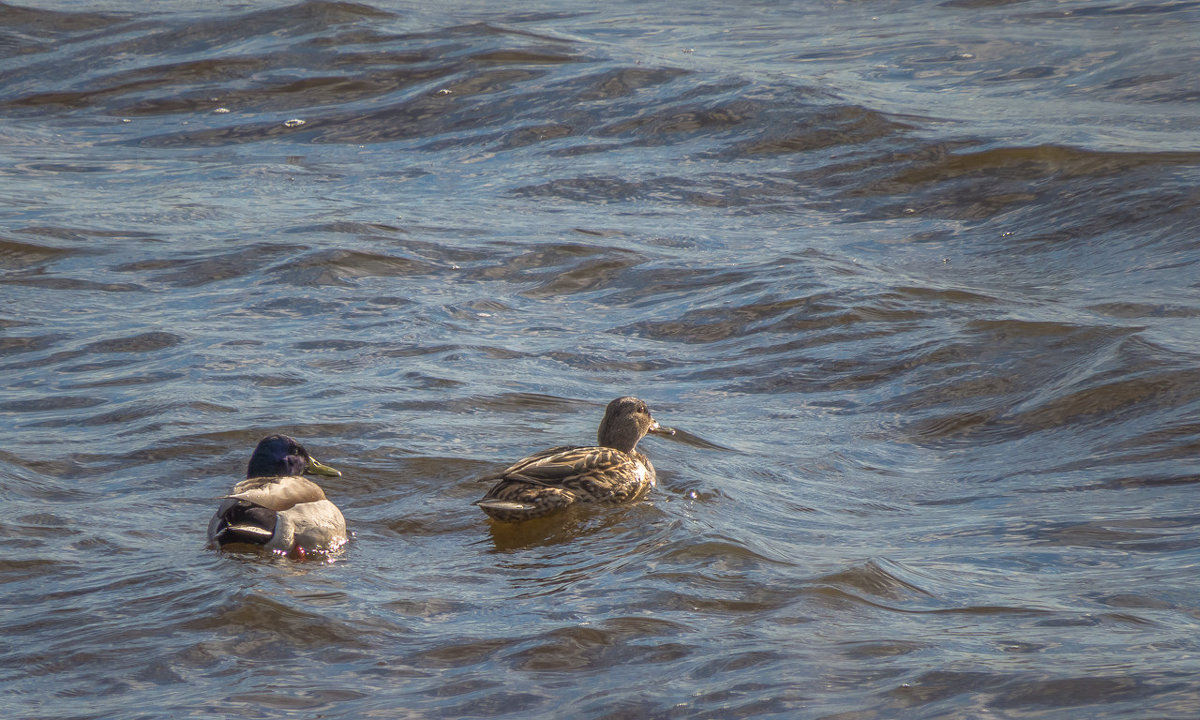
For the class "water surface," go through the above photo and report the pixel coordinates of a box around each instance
[4,0,1200,717]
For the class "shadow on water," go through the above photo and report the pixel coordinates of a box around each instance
[483,505,623,552]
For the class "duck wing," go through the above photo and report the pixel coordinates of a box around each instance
[224,475,328,512]
[475,445,567,482]
[493,445,634,488]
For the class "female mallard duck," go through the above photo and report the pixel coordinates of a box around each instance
[207,434,347,556]
[476,396,675,522]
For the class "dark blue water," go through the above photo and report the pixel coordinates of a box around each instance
[4,1,1200,717]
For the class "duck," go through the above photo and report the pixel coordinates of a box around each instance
[207,434,347,556]
[476,396,675,522]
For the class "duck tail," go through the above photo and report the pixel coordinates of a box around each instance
[475,499,556,523]
[214,502,278,546]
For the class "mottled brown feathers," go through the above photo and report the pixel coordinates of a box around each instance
[476,397,673,522]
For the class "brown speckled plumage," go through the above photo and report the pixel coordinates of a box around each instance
[476,397,674,522]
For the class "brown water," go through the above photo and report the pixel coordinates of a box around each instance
[4,1,1200,717]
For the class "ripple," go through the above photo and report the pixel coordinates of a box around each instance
[6,2,1200,719]
[813,559,936,603]
[0,394,106,413]
[0,238,70,269]
[182,591,374,649]
[114,244,308,287]
[82,331,182,354]
[271,248,442,286]
[504,624,692,672]
[0,332,70,358]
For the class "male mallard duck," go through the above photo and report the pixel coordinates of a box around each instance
[207,434,347,556]
[476,396,675,522]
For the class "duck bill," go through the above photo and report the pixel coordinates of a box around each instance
[306,457,342,477]
[649,420,676,437]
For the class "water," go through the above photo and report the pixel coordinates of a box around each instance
[3,0,1200,717]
